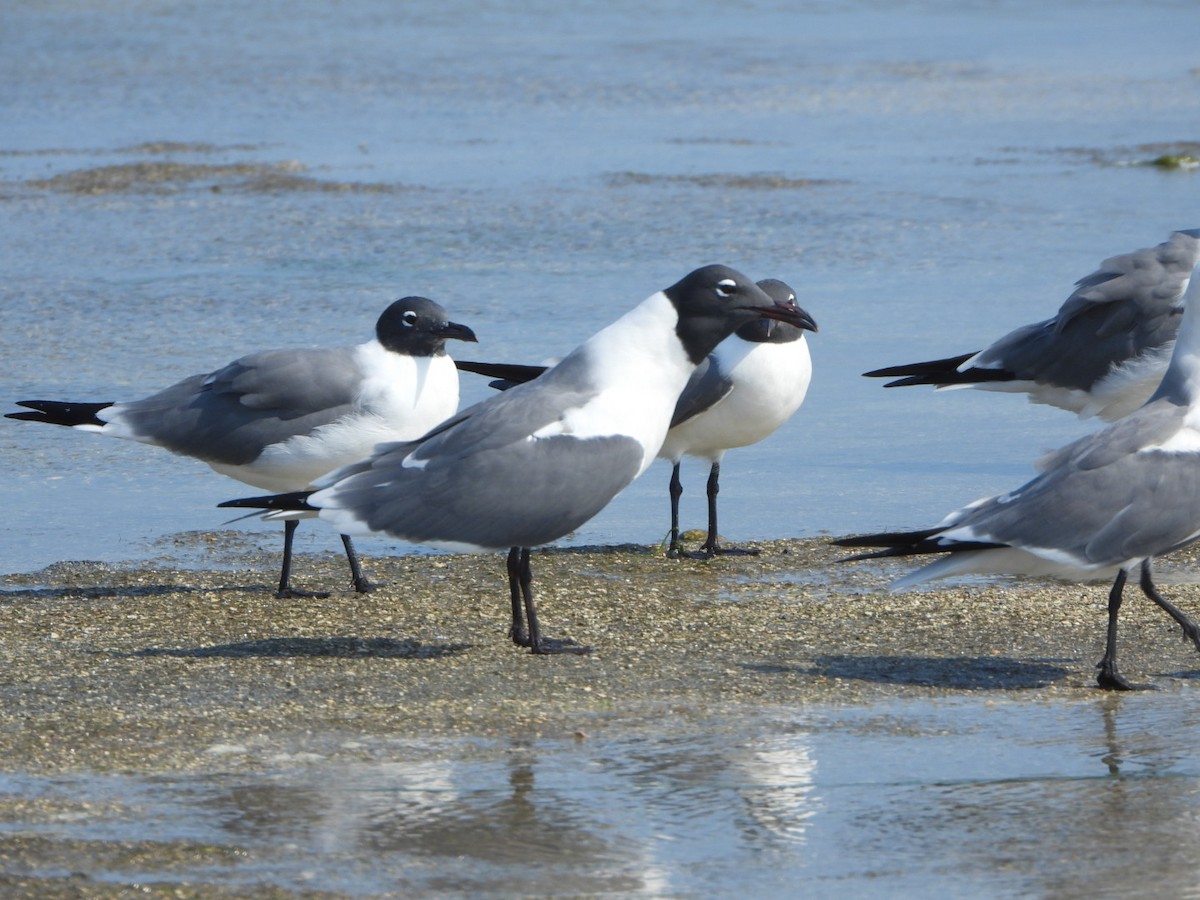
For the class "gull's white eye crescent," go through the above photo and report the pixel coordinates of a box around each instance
[715,278,738,298]
[402,311,419,326]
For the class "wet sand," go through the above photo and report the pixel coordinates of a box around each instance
[5,536,1200,769]
[3,535,1200,896]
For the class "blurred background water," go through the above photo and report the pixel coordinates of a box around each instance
[4,0,1199,574]
[4,2,1200,895]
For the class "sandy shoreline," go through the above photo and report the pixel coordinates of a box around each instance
[4,535,1200,896]
[4,535,1200,776]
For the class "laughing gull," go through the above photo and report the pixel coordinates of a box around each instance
[864,229,1200,420]
[8,297,477,597]
[657,278,816,558]
[456,278,818,559]
[220,265,815,653]
[837,260,1200,690]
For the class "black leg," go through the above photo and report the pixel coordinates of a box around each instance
[703,460,721,554]
[666,463,685,558]
[1096,568,1143,691]
[277,519,298,597]
[275,519,330,599]
[507,546,530,646]
[692,461,758,560]
[340,534,376,594]
[508,548,589,655]
[1139,559,1200,652]
[517,548,544,650]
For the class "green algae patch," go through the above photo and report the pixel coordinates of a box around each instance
[1149,153,1200,170]
[25,160,401,195]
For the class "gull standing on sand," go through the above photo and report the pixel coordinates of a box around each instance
[656,278,816,558]
[864,229,1200,420]
[837,259,1200,691]
[8,297,477,597]
[455,278,818,559]
[221,265,815,653]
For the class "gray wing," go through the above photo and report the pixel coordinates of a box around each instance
[206,348,365,412]
[324,431,645,549]
[111,347,363,465]
[316,349,646,549]
[975,231,1200,390]
[946,400,1200,565]
[669,355,734,428]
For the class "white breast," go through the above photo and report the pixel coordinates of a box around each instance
[221,344,460,491]
[659,335,812,463]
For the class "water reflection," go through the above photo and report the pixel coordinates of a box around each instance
[735,732,821,846]
[800,693,1200,897]
[9,695,1200,894]
[175,730,823,895]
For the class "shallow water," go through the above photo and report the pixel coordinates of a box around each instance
[5,0,1200,895]
[6,692,1200,896]
[4,0,1200,574]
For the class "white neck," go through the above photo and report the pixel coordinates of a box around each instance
[546,291,695,473]
[1150,261,1200,408]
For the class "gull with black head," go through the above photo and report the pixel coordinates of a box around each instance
[456,278,818,559]
[657,278,816,558]
[8,296,477,597]
[221,265,814,653]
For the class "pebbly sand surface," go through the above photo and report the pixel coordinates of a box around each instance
[5,535,1200,770]
[3,534,1200,897]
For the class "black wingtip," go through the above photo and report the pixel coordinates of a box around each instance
[863,352,979,380]
[454,360,547,385]
[862,352,1017,388]
[831,530,1007,561]
[832,528,942,549]
[217,490,317,512]
[6,399,113,427]
[882,375,937,389]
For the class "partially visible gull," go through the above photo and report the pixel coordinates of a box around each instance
[657,278,816,558]
[838,260,1200,691]
[865,229,1200,421]
[455,278,818,559]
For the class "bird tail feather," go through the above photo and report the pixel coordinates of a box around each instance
[218,491,317,512]
[862,352,1015,388]
[6,399,113,427]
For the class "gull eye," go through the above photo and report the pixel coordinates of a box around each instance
[401,311,419,327]
[715,278,738,298]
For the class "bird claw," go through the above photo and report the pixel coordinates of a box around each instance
[669,544,760,561]
[1179,623,1200,653]
[512,630,590,655]
[1096,660,1154,692]
[276,587,331,600]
